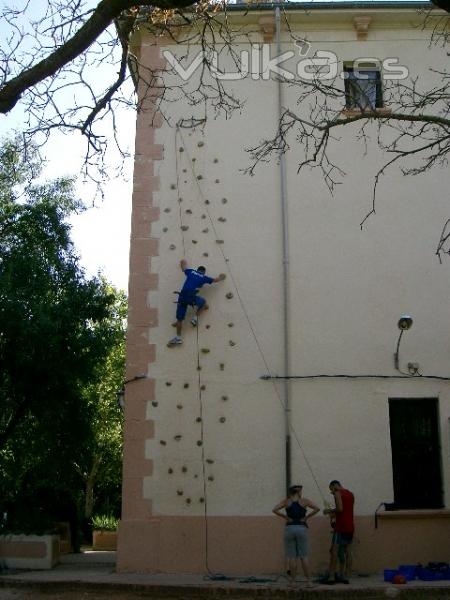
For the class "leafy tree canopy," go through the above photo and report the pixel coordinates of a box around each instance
[0,139,124,535]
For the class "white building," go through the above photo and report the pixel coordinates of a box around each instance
[118,1,450,574]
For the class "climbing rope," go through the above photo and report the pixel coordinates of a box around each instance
[174,125,215,574]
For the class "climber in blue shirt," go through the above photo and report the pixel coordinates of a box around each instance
[168,259,226,347]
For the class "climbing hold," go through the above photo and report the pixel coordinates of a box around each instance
[197,440,203,446]
[170,184,176,190]
[229,340,236,347]
[216,240,224,244]
[213,158,219,163]
[201,214,207,219]
[201,348,210,354]
[162,227,168,233]
[151,401,158,407]
[183,383,189,389]
[228,322,234,327]
[205,324,211,329]
[221,198,228,204]
[219,363,225,371]
[196,417,202,423]
[202,228,209,233]
[226,292,234,299]
[199,497,205,503]
[215,179,220,183]
[208,476,214,482]
[192,157,196,162]
[197,175,203,180]
[194,474,199,479]
[219,417,226,423]
[168,468,173,474]
[192,240,198,244]
[203,253,209,257]
[164,207,171,213]
[183,168,187,173]
[197,366,202,371]
[186,498,192,504]
[174,435,182,441]
[179,147,184,152]
[169,244,176,250]
[218,217,227,222]
[221,395,228,401]
[160,440,167,445]
[177,490,183,496]
[185,209,192,214]
[177,404,183,409]
[205,200,210,205]
[200,384,206,391]
[166,381,172,386]
[178,197,183,203]
[198,141,205,147]
[181,225,189,231]
[182,466,188,473]
[206,459,214,464]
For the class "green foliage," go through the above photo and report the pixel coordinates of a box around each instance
[0,138,126,541]
[90,514,119,531]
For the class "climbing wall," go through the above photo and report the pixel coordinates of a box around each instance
[148,116,287,518]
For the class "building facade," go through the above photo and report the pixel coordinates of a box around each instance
[118,2,450,574]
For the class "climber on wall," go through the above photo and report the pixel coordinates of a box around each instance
[168,259,226,347]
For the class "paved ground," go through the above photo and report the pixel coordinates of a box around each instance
[1,551,450,599]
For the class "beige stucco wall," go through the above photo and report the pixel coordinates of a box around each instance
[118,5,450,573]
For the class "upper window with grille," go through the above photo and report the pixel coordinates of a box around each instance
[344,63,383,110]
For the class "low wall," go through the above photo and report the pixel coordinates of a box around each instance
[0,534,59,570]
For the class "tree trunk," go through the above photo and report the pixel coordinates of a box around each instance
[84,454,102,519]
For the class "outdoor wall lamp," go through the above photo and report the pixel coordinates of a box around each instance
[116,374,147,410]
[394,315,413,371]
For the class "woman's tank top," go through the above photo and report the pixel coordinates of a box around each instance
[285,500,307,526]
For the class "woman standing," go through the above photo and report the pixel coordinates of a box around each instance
[272,484,320,586]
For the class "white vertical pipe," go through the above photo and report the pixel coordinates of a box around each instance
[275,5,291,491]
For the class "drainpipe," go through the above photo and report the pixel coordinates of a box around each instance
[275,6,291,491]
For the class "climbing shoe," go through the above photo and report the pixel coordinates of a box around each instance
[167,336,183,347]
[190,316,198,327]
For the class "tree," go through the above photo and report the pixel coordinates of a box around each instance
[0,0,236,177]
[0,2,448,205]
[78,286,127,520]
[0,139,123,541]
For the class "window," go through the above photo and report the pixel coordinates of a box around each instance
[388,398,443,509]
[344,64,383,110]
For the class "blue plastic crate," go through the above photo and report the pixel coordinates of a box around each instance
[384,569,398,582]
[398,565,417,581]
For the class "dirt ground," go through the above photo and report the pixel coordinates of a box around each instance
[0,590,160,600]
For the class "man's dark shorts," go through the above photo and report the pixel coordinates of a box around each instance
[176,291,205,321]
[332,532,353,546]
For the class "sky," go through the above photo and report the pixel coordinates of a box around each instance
[42,118,136,293]
[0,0,137,293]
[0,111,136,292]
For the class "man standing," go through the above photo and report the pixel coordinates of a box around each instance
[168,259,226,347]
[322,480,354,585]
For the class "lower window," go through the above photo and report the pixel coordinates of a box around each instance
[388,397,443,509]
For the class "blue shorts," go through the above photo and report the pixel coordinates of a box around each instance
[176,291,205,321]
[332,532,353,546]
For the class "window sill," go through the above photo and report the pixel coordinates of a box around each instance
[342,108,392,117]
[378,509,450,520]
